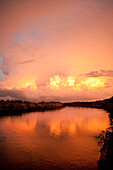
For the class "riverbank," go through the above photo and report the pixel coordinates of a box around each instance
[97,119,113,170]
[0,96,113,116]
[0,100,64,116]
[64,96,113,115]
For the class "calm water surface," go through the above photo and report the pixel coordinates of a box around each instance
[0,107,110,170]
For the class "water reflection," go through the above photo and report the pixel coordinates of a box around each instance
[0,107,110,170]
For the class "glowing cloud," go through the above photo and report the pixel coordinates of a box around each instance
[49,75,76,89]
[80,77,106,89]
[6,79,37,90]
[48,75,106,91]
[49,75,61,89]
[67,76,75,87]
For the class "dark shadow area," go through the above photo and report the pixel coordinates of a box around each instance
[97,115,113,170]
[64,96,113,114]
[0,100,64,117]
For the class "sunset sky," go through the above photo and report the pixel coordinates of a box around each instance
[0,0,113,102]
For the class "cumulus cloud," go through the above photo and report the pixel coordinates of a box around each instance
[0,72,112,102]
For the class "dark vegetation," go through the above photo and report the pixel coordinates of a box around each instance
[0,96,113,116]
[0,100,64,116]
[64,96,113,115]
[97,117,113,170]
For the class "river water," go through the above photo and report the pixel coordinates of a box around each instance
[0,107,110,170]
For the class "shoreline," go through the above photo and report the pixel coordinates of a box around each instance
[0,96,113,116]
[0,101,64,116]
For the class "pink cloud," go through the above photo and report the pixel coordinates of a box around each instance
[0,0,113,101]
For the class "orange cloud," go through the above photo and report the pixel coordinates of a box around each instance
[0,0,113,101]
[49,75,106,90]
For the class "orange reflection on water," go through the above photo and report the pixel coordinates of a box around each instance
[1,115,37,135]
[47,108,109,136]
[0,107,110,169]
[0,107,109,137]
[48,120,77,136]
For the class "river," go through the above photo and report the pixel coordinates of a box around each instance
[0,107,110,170]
